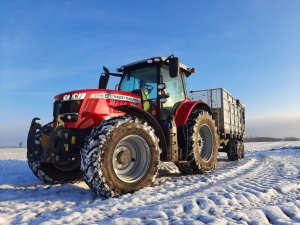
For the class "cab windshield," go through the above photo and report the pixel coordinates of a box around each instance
[119,66,158,100]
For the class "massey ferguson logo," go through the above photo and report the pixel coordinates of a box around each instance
[90,93,141,103]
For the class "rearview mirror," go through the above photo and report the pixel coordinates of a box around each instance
[169,57,179,78]
[103,66,110,76]
[98,66,110,89]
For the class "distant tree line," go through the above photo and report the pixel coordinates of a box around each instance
[244,137,300,142]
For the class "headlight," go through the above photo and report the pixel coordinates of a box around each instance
[62,93,86,101]
[61,113,78,122]
[63,94,71,101]
[71,93,86,100]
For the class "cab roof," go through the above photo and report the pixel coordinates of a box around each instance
[117,56,192,74]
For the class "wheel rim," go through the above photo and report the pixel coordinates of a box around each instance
[198,124,214,162]
[113,135,150,183]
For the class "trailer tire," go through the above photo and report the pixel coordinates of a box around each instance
[80,115,160,197]
[240,141,245,158]
[227,140,244,161]
[27,124,82,184]
[176,110,219,174]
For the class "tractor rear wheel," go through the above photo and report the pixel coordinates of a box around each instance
[80,115,160,197]
[227,140,244,161]
[27,123,82,184]
[176,110,219,174]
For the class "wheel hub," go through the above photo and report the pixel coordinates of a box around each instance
[116,148,132,165]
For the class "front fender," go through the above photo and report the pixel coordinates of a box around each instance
[114,105,167,153]
[174,99,212,126]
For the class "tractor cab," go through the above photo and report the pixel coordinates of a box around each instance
[101,56,196,120]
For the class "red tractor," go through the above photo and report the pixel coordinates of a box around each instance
[27,56,245,197]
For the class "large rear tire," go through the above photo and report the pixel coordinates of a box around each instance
[27,124,82,184]
[176,110,219,174]
[80,115,160,197]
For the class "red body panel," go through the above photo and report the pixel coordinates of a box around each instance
[174,99,209,126]
[55,89,142,129]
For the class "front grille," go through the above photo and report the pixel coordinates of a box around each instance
[53,100,83,122]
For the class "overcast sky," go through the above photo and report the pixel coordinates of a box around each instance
[1,0,300,146]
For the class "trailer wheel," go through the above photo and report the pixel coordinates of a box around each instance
[176,110,219,174]
[240,141,245,158]
[227,140,244,161]
[27,124,82,184]
[80,115,160,197]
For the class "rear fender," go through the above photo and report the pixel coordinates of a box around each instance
[115,105,167,152]
[174,99,212,126]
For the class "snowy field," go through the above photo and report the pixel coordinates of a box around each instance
[0,142,300,225]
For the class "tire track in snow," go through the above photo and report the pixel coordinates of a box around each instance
[10,153,258,224]
[1,148,300,224]
[34,154,261,224]
[82,150,300,224]
[184,152,300,224]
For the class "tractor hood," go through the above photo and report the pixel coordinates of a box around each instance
[55,89,141,103]
[53,89,142,129]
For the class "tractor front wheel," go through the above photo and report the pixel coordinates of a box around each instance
[80,115,160,197]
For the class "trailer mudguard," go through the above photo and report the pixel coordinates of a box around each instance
[115,105,167,152]
[174,99,212,126]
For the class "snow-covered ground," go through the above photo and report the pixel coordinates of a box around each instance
[0,142,300,225]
